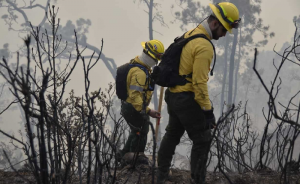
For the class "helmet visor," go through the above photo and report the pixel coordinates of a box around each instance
[230,19,241,29]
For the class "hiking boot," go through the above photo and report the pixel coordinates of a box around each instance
[137,154,149,165]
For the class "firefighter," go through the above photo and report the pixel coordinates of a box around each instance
[119,40,164,160]
[157,2,241,183]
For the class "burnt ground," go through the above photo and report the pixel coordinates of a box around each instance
[115,163,300,184]
[1,161,299,184]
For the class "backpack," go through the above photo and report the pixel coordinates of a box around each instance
[151,33,216,87]
[115,61,153,101]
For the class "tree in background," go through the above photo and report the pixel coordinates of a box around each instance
[0,0,119,153]
[253,19,300,181]
[0,0,117,77]
[0,44,11,115]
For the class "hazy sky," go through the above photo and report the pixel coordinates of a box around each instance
[1,0,300,82]
[0,0,300,133]
[1,0,300,67]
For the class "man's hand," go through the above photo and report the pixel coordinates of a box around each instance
[203,109,216,129]
[148,109,161,119]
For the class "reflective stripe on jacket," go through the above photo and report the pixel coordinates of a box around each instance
[169,25,213,110]
[125,56,153,113]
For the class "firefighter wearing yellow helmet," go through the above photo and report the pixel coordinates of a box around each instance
[209,2,241,34]
[157,2,240,184]
[141,39,165,61]
[116,39,164,161]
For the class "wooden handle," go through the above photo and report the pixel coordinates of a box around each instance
[155,86,164,141]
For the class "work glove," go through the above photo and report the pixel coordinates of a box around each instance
[148,109,161,119]
[203,108,216,129]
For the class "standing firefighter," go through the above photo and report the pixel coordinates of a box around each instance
[156,2,241,184]
[116,40,164,160]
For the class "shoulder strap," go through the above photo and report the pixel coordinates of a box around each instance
[129,63,149,76]
[185,34,216,76]
[129,63,155,91]
[129,63,151,85]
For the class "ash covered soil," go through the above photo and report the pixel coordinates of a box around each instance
[115,163,300,184]
[1,162,299,184]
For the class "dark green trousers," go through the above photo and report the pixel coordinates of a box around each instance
[157,89,212,184]
[121,101,150,156]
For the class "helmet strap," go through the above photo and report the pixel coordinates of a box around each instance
[189,16,209,36]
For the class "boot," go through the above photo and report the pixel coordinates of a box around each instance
[137,153,149,165]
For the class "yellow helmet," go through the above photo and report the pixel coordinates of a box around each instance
[141,40,164,61]
[209,2,241,34]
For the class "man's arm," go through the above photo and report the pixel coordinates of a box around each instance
[127,69,151,113]
[192,42,214,110]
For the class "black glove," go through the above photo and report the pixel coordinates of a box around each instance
[203,108,216,129]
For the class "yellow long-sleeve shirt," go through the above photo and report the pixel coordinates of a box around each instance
[125,57,153,113]
[169,25,213,110]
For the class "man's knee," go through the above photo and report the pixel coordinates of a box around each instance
[164,125,185,140]
[189,129,212,145]
[158,130,183,156]
[164,132,184,146]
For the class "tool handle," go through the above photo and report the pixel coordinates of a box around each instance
[155,86,164,141]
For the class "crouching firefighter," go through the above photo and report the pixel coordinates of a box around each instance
[116,40,165,160]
